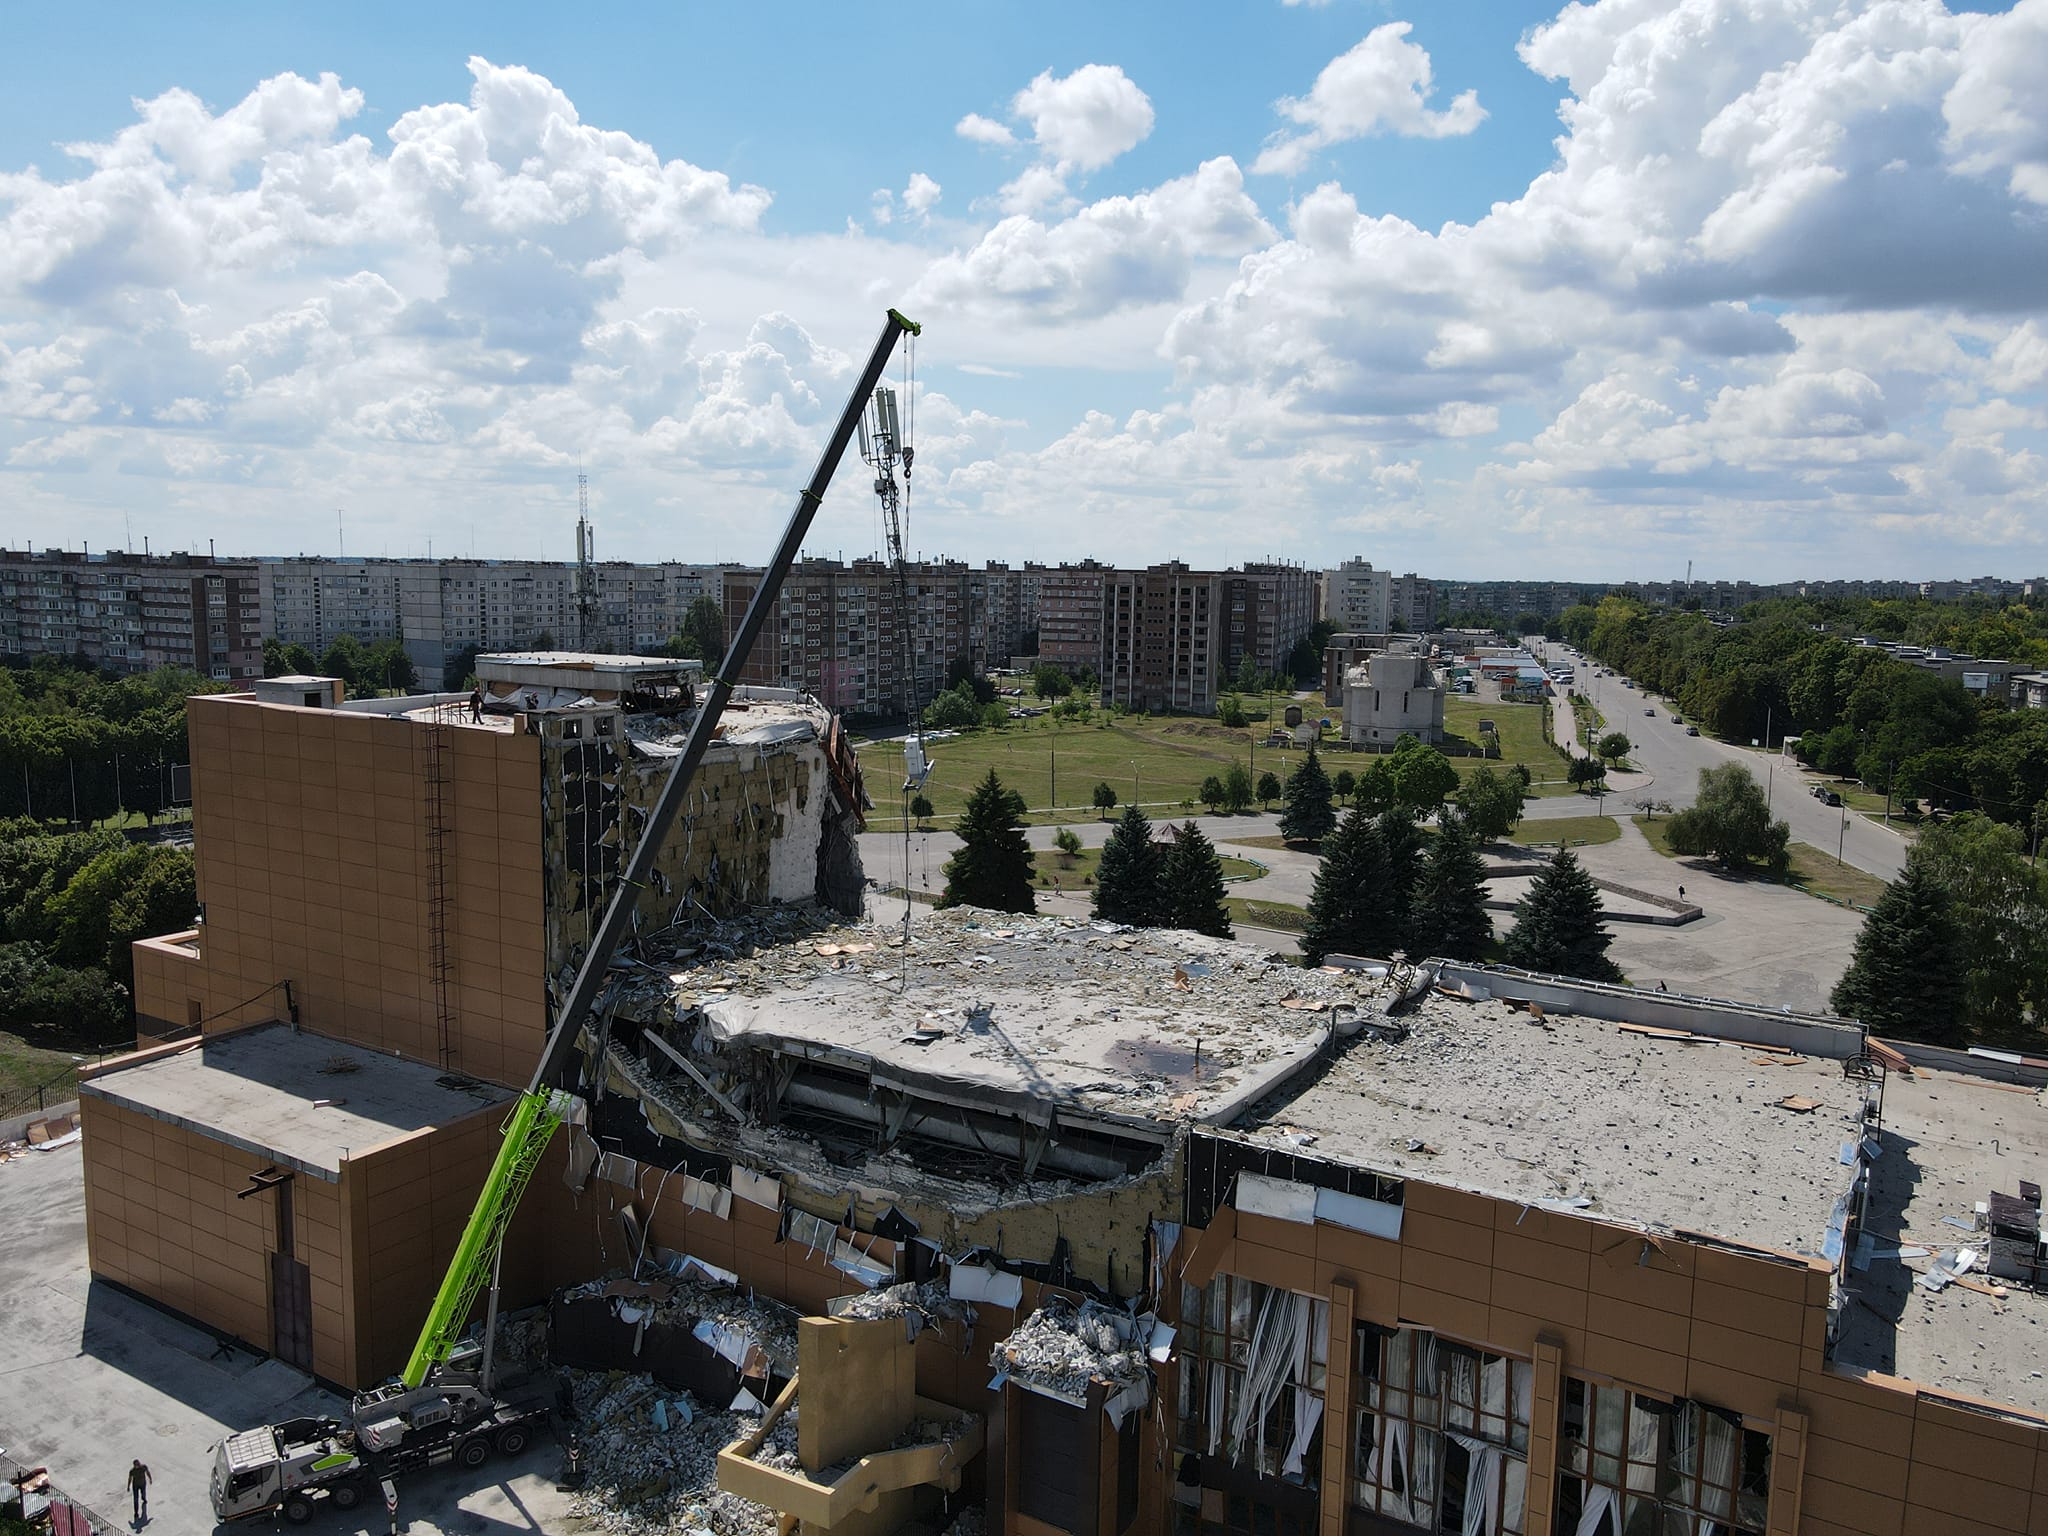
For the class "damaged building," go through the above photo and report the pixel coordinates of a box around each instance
[80,646,2048,1536]
[513,910,2048,1536]
[87,653,865,1385]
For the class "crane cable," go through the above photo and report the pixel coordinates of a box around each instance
[897,330,921,978]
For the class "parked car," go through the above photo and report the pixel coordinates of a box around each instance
[1644,707,1655,716]
[1685,725,1699,735]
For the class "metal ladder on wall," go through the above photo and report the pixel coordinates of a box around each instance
[421,716,456,1067]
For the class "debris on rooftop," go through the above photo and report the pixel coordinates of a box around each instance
[829,1280,976,1340]
[992,1298,1155,1414]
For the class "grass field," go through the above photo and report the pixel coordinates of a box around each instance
[1027,845,1262,888]
[1224,896,1309,934]
[1632,816,1888,911]
[0,1030,84,1119]
[859,690,1572,830]
[1784,844,1889,910]
[1509,815,1620,848]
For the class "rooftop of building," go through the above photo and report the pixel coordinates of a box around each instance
[474,651,704,690]
[686,908,1341,1137]
[618,903,2048,1417]
[81,1023,510,1180]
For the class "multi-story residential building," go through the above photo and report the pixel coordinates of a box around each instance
[1325,559,1394,634]
[1101,561,1316,713]
[0,548,263,680]
[1036,560,1110,677]
[258,557,744,680]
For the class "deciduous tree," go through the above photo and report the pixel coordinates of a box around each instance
[1665,763,1789,874]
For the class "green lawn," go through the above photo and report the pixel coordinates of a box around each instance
[1443,696,1576,798]
[864,712,1340,829]
[1783,844,1889,910]
[1509,815,1620,848]
[0,1030,85,1120]
[1028,845,1262,888]
[1633,814,1679,857]
[861,692,1568,831]
[1632,816,1889,911]
[1224,896,1309,934]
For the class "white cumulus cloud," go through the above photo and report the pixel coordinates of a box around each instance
[1254,23,1485,176]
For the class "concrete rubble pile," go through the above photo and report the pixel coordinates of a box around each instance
[833,1280,977,1340]
[561,1266,802,1373]
[566,1367,777,1536]
[993,1298,1153,1404]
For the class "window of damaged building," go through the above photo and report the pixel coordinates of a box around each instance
[1175,1273,1329,1536]
[1554,1379,1770,1536]
[1350,1326,1532,1536]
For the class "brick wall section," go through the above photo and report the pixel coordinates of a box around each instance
[80,1093,350,1383]
[1198,1176,2048,1535]
[136,696,546,1088]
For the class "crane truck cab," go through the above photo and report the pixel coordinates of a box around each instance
[210,1417,364,1524]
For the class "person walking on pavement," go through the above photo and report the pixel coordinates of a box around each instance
[129,1459,152,1525]
[468,685,484,724]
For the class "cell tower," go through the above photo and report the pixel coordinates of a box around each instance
[574,468,595,651]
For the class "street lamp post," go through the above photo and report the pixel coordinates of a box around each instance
[1132,759,1140,809]
[1837,803,1848,867]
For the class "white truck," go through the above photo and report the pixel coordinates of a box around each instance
[209,1348,552,1524]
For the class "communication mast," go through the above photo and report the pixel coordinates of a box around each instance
[574,468,595,650]
[857,384,931,790]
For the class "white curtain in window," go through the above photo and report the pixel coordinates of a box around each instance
[1228,1288,1307,1459]
[1627,1402,1660,1496]
[1483,1356,1509,1426]
[1367,1417,1414,1524]
[1411,1428,1442,1528]
[1502,1455,1528,1534]
[1449,1432,1502,1536]
[1207,1363,1227,1455]
[1446,1351,1478,1431]
[1573,1483,1619,1536]
[1281,1387,1324,1479]
[1692,1405,1737,1536]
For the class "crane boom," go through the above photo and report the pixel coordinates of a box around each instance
[398,308,923,1389]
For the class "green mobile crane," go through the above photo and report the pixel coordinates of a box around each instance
[209,309,922,1523]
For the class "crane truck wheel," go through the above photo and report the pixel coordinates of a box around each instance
[330,1482,363,1511]
[495,1426,530,1458]
[282,1494,315,1525]
[458,1436,492,1470]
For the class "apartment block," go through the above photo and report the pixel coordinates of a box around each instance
[91,653,865,1387]
[1103,561,1317,713]
[723,556,1042,718]
[1,548,263,680]
[1036,560,1110,676]
[258,557,743,681]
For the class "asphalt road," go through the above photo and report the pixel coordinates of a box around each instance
[1532,639,1908,882]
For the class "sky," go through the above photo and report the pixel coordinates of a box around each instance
[2,0,2046,582]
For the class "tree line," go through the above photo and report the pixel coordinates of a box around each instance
[1560,594,2048,828]
[0,658,216,824]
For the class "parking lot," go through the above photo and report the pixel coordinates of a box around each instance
[0,1140,578,1536]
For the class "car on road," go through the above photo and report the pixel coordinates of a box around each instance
[1644,707,1655,716]
[1685,725,1699,736]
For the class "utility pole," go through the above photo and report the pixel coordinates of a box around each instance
[1838,803,1849,867]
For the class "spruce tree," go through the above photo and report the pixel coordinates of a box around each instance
[1407,811,1492,961]
[1303,807,1392,964]
[937,770,1035,914]
[1094,804,1166,926]
[1163,822,1233,937]
[1830,862,1968,1045]
[1375,807,1427,936]
[1502,846,1623,982]
[1278,745,1336,844]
